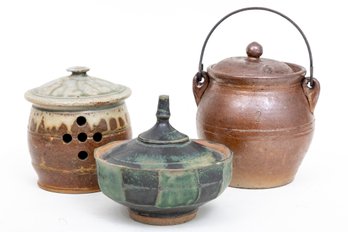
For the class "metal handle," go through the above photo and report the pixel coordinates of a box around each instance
[196,7,314,87]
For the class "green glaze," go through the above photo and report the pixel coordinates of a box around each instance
[25,66,131,110]
[220,160,233,195]
[138,95,189,144]
[94,95,233,222]
[131,152,167,169]
[157,170,199,208]
[181,152,217,169]
[96,161,232,209]
[97,161,125,203]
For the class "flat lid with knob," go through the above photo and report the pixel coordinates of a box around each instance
[25,66,131,110]
[208,42,304,79]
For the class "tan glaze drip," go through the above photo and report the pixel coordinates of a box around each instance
[25,67,133,194]
[27,102,132,193]
[29,104,130,134]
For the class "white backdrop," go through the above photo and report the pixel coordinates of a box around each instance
[0,0,346,231]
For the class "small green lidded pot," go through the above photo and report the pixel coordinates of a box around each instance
[94,95,232,225]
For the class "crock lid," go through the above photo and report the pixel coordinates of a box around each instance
[99,95,229,169]
[208,42,297,79]
[25,66,131,110]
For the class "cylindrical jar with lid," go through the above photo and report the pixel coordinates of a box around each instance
[25,66,132,193]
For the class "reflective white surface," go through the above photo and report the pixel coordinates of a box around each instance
[0,0,345,231]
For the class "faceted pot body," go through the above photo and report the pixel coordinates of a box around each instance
[27,103,131,193]
[95,139,232,225]
[194,62,320,188]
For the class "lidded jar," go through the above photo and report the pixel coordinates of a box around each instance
[25,66,132,193]
[193,8,320,189]
[95,95,232,225]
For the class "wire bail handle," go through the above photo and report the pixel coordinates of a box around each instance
[196,7,314,87]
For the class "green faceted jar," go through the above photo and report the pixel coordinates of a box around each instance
[95,95,232,225]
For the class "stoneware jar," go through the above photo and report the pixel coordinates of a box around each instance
[25,66,132,193]
[95,95,232,225]
[193,7,320,189]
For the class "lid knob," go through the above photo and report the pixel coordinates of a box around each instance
[246,42,263,59]
[156,95,170,120]
[137,95,189,144]
[67,66,90,76]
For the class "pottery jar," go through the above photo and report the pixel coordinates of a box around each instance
[192,7,320,189]
[95,95,232,225]
[25,66,132,193]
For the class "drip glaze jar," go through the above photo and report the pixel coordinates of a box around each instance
[25,66,132,193]
[193,8,320,188]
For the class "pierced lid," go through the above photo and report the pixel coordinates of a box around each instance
[25,66,131,110]
[208,42,301,79]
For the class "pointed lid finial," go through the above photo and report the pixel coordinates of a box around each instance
[138,95,189,144]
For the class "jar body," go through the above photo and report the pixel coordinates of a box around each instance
[195,71,319,188]
[27,103,132,193]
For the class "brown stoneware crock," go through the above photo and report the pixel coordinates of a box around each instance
[25,66,132,193]
[192,7,320,189]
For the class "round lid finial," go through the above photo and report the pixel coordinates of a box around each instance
[24,66,131,110]
[246,42,263,59]
[67,66,90,75]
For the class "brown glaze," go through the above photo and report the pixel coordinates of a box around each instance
[129,209,197,226]
[25,67,132,193]
[27,106,132,193]
[193,43,320,189]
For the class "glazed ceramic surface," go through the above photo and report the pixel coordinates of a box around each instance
[192,8,320,189]
[95,96,232,225]
[25,67,132,193]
